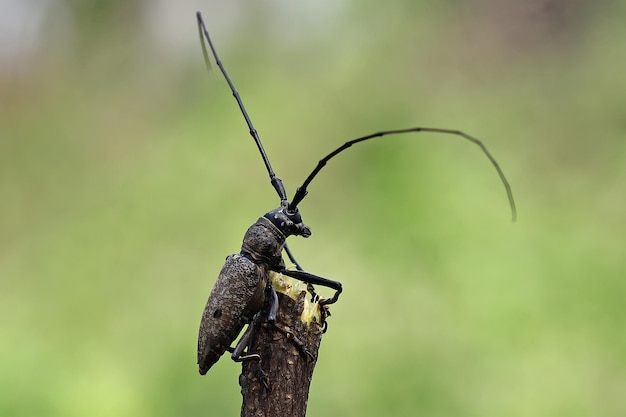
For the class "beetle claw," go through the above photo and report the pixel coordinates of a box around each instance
[258,369,271,391]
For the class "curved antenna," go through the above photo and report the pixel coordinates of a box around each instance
[289,127,517,222]
[196,12,287,203]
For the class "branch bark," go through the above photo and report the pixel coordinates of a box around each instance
[240,277,325,417]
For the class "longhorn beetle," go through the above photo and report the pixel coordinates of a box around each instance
[195,12,516,379]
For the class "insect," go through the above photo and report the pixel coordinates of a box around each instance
[195,12,516,378]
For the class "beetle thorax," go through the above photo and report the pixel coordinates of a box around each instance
[240,217,284,266]
[240,206,311,267]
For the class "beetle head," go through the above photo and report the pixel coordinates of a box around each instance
[264,205,311,238]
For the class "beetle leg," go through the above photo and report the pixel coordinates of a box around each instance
[264,286,316,360]
[267,284,279,323]
[278,268,343,306]
[271,322,315,361]
[230,314,271,390]
[231,321,260,363]
[283,243,319,302]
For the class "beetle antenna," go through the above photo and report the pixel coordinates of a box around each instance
[289,127,517,222]
[196,12,288,203]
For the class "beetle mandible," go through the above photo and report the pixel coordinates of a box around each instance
[195,12,517,377]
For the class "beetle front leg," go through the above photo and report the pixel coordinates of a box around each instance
[278,268,342,306]
[283,243,318,302]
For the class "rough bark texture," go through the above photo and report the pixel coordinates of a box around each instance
[240,291,323,417]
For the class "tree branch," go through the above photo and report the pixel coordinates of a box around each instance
[240,275,326,417]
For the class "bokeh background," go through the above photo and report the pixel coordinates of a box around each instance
[2,0,625,416]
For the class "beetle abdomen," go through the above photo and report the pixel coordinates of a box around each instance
[198,253,266,374]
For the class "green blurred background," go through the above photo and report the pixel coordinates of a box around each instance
[2,0,625,416]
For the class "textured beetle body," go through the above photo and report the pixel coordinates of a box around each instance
[198,208,311,374]
[197,253,267,374]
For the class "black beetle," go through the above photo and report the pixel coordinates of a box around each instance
[195,12,516,378]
